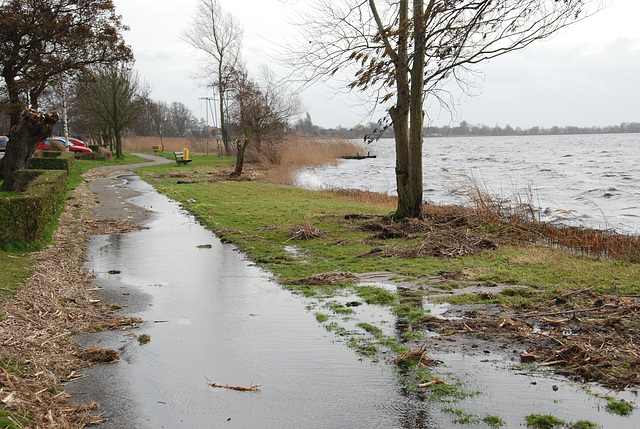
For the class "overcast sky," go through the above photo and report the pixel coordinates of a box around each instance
[113,0,639,129]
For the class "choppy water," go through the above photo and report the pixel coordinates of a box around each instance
[295,134,640,234]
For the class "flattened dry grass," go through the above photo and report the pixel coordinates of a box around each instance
[0,171,143,427]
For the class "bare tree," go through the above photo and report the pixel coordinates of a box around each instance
[78,65,147,159]
[229,65,302,178]
[287,0,602,219]
[183,0,243,154]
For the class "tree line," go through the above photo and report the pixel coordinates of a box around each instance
[1,0,609,220]
[288,118,640,140]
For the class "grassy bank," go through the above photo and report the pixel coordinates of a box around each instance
[136,154,640,399]
[136,157,640,301]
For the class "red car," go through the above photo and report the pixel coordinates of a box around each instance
[67,137,88,147]
[38,138,92,153]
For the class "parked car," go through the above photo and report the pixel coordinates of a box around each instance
[67,137,88,147]
[37,138,92,153]
[0,136,8,151]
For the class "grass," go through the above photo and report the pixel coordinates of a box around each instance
[315,313,329,323]
[354,285,397,305]
[605,398,634,416]
[0,409,28,429]
[482,415,506,428]
[134,158,640,303]
[440,409,505,427]
[570,421,601,429]
[524,414,566,428]
[68,152,150,189]
[0,251,34,304]
[139,172,640,302]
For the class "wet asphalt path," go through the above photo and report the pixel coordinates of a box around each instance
[66,170,435,428]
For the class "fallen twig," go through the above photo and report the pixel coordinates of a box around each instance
[208,382,261,392]
[418,379,446,388]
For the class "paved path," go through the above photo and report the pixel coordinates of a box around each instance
[87,153,172,224]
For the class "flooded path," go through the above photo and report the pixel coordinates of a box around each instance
[66,171,637,428]
[67,173,435,428]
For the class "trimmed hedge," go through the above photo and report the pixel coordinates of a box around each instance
[28,151,75,173]
[0,169,68,241]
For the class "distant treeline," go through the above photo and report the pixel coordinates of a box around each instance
[5,103,635,141]
[292,117,640,140]
[428,120,640,137]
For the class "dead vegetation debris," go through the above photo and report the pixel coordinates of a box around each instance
[80,344,120,364]
[284,272,358,286]
[346,199,640,262]
[419,290,640,390]
[0,177,143,427]
[287,221,327,241]
[349,215,498,258]
[394,348,438,367]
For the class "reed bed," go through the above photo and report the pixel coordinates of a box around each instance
[330,189,398,210]
[121,136,195,153]
[447,177,640,262]
[252,136,366,185]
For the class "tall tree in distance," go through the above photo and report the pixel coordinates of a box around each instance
[229,65,302,178]
[78,65,147,159]
[0,0,131,190]
[183,0,243,154]
[287,0,602,220]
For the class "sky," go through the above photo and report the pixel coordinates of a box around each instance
[113,0,640,130]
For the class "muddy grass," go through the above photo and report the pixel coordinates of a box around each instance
[327,214,640,390]
[0,170,143,428]
[415,289,640,390]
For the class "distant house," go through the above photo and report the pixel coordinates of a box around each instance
[208,126,222,139]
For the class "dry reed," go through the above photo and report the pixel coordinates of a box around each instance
[251,136,367,185]
[449,175,640,262]
[121,136,196,153]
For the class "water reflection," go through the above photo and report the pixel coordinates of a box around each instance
[67,173,637,429]
[71,174,442,429]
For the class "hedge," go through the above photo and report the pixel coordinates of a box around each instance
[28,151,75,173]
[0,169,68,241]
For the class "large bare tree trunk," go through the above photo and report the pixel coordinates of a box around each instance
[230,127,250,178]
[406,0,426,219]
[0,109,59,191]
[388,0,415,220]
[390,0,426,220]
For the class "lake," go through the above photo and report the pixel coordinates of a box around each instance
[295,134,640,234]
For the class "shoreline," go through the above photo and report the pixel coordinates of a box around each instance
[1,153,638,426]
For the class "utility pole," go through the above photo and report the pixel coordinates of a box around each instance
[199,96,215,155]
[206,84,220,156]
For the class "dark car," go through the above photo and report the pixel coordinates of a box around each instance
[37,138,92,153]
[0,136,7,151]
